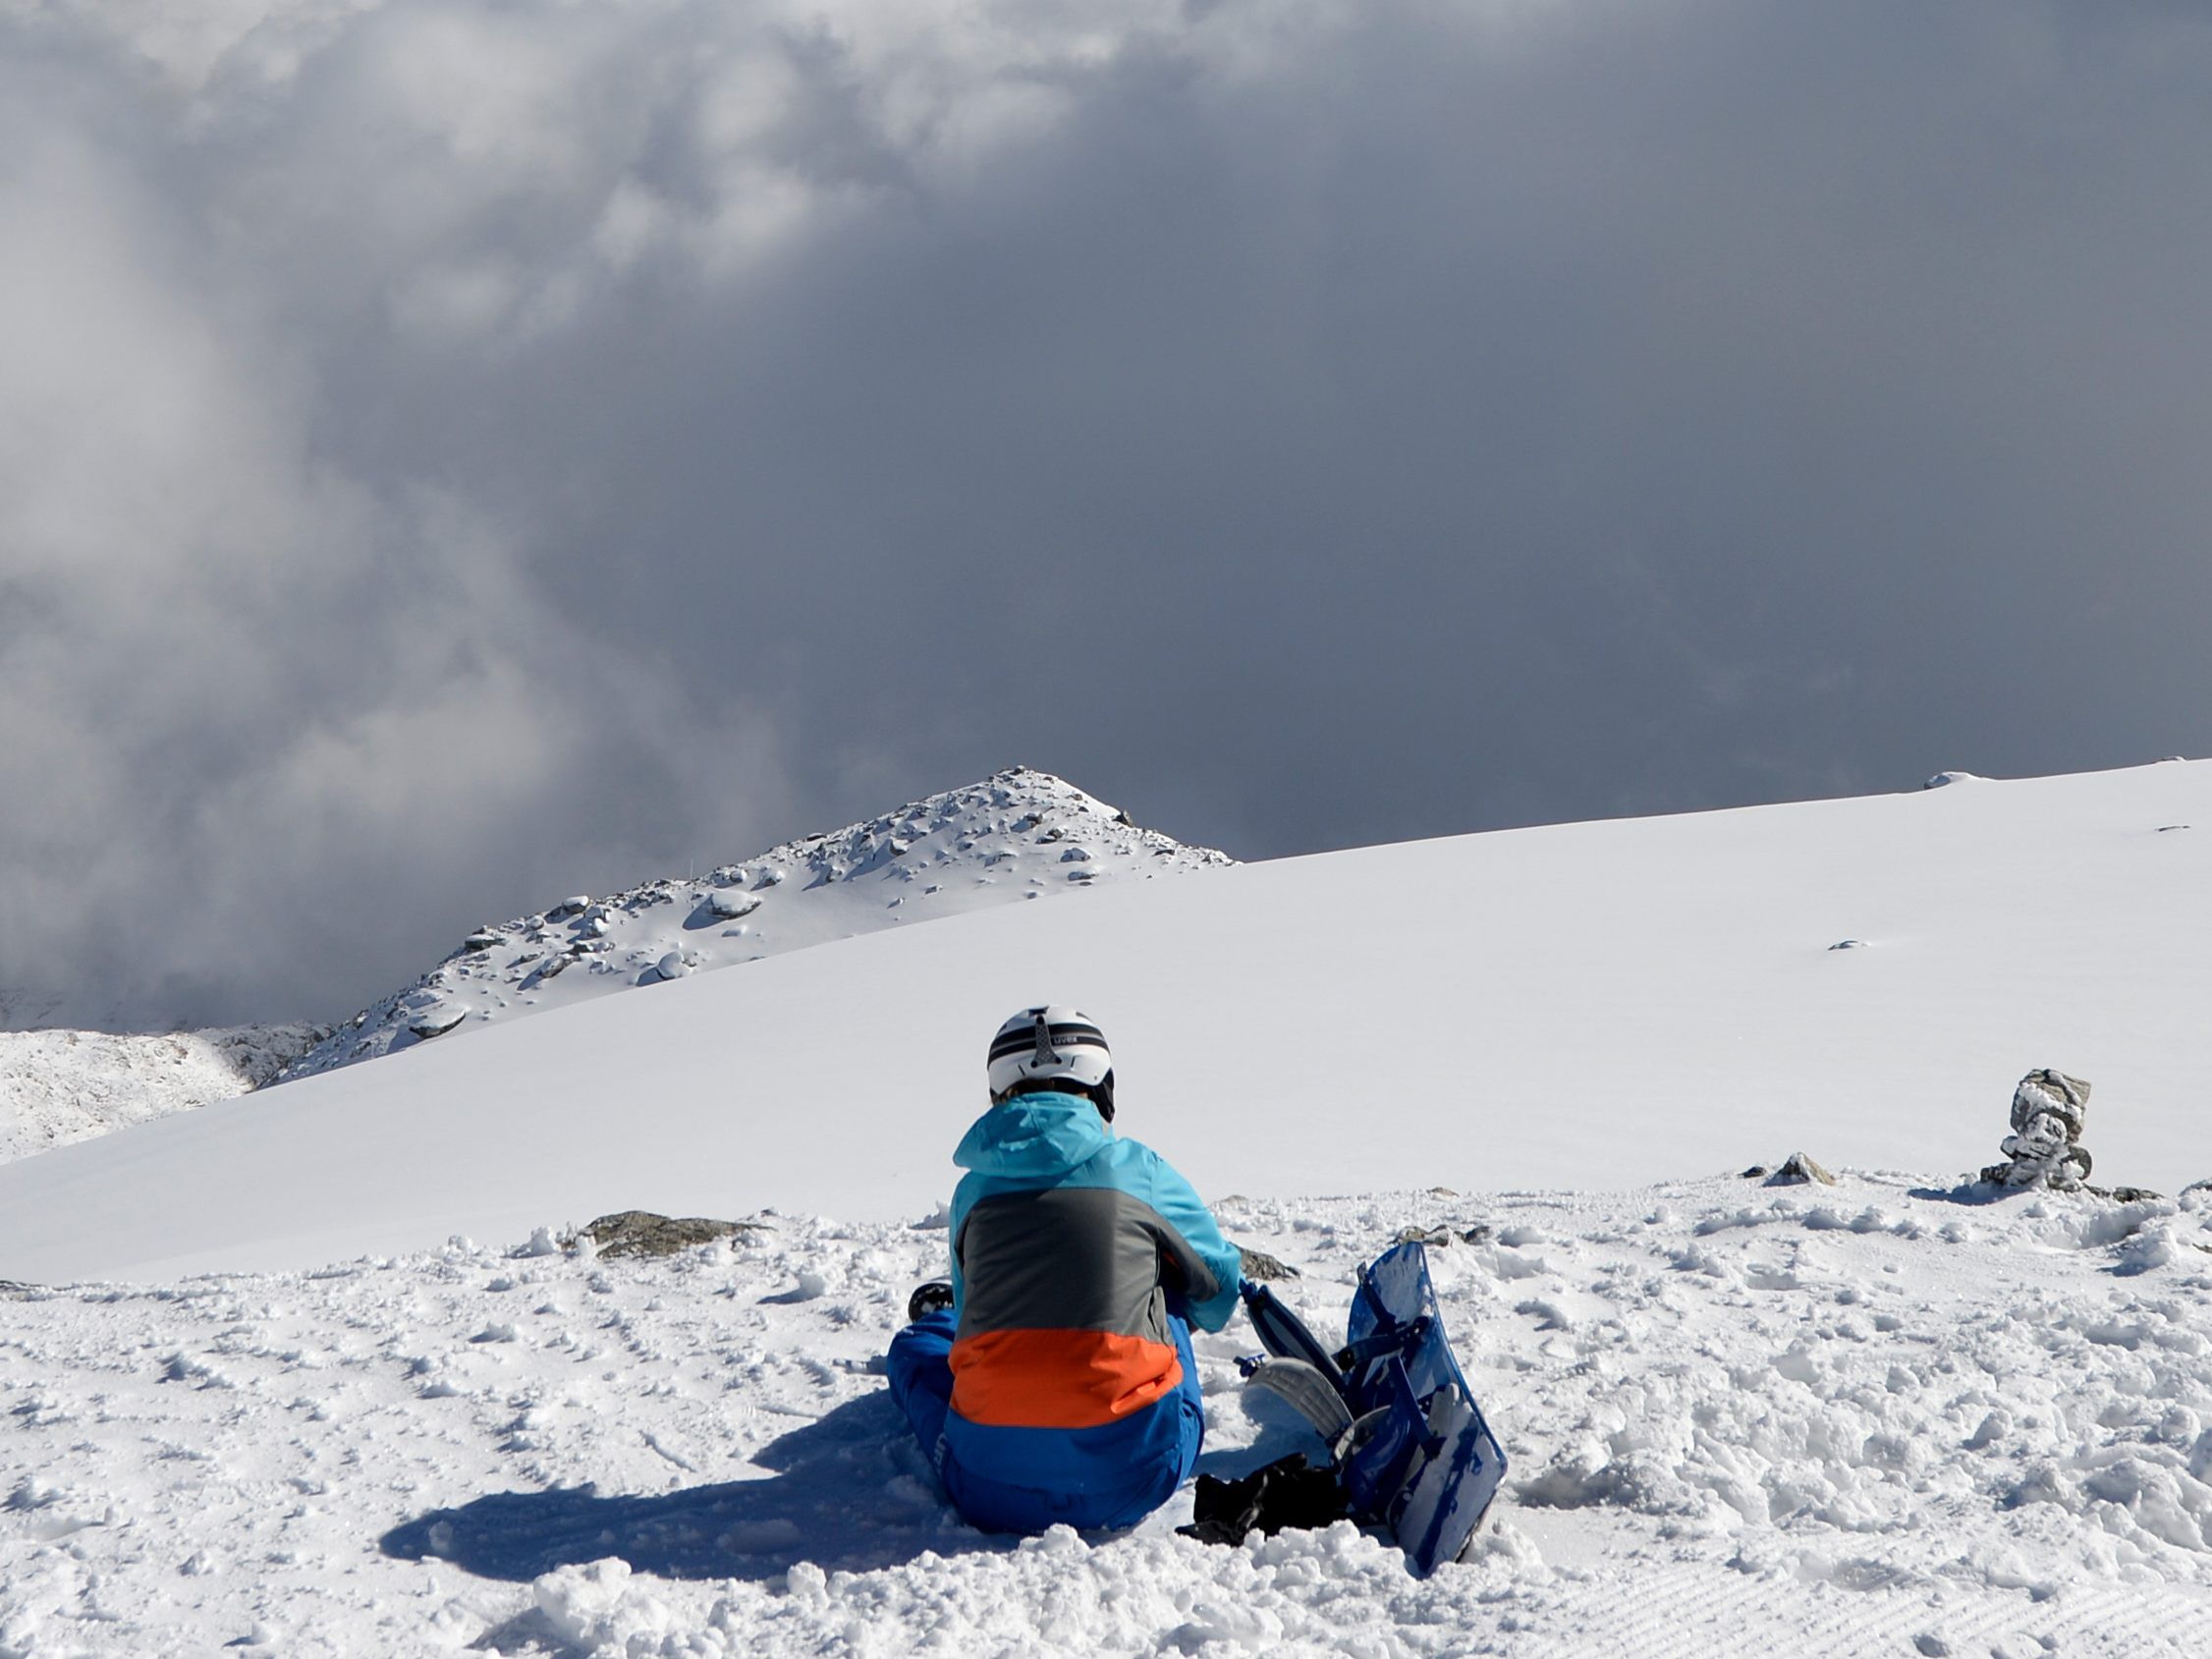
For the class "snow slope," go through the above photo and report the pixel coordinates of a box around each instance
[0,771,1224,1167]
[283,767,1231,1080]
[1,760,2207,1285]
[7,1177,2212,1656]
[6,760,2212,1659]
[0,1024,326,1166]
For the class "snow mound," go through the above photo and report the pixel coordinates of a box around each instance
[278,768,1231,1081]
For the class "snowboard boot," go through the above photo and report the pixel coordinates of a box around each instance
[907,1280,954,1322]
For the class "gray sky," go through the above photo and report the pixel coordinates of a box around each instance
[4,0,2210,1031]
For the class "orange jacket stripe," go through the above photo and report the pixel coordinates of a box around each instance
[950,1329,1186,1429]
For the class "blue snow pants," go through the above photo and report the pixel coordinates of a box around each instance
[885,1308,1205,1533]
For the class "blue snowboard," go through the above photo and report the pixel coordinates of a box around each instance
[1239,1241,1507,1576]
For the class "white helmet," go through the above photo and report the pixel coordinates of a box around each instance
[987,1005,1113,1115]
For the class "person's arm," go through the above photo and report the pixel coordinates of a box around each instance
[946,1176,977,1313]
[1136,1150,1244,1333]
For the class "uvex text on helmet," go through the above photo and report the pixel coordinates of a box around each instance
[987,1005,1111,1098]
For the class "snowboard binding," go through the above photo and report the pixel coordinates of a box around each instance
[1233,1241,1507,1576]
[906,1280,954,1322]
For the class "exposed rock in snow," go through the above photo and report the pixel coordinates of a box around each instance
[1396,1224,1459,1246]
[407,1006,469,1039]
[276,769,1233,1086]
[0,1023,326,1167]
[1922,770,1985,788]
[1981,1069,2095,1190]
[1766,1152,1837,1187]
[1234,1244,1299,1281]
[580,1210,765,1259]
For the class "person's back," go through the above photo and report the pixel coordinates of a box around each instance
[885,1006,1242,1533]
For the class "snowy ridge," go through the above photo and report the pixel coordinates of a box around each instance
[6,1176,2212,1655]
[282,768,1230,1081]
[0,1024,326,1167]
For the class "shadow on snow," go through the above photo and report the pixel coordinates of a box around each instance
[379,1390,1001,1584]
[1904,1180,2018,1206]
[379,1374,1325,1593]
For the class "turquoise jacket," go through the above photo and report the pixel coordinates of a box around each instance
[948,1093,1243,1336]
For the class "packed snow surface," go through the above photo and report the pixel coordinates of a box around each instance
[1,760,2205,1285]
[0,1024,325,1166]
[7,1176,2212,1656]
[282,767,1230,1081]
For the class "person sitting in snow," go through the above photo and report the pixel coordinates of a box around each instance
[884,1005,1243,1533]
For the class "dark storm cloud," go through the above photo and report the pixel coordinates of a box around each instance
[4,0,2209,1028]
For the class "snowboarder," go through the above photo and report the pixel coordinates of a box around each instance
[884,1005,1243,1532]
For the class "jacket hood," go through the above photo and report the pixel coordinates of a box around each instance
[954,1092,1113,1179]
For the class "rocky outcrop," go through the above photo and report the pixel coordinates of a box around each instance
[279,768,1237,1083]
[1,1023,328,1167]
[579,1211,765,1259]
[1980,1070,2092,1190]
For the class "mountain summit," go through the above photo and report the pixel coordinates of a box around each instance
[280,768,1232,1081]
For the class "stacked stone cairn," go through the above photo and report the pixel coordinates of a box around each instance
[1980,1069,2093,1190]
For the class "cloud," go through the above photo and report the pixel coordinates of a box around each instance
[3,0,2210,1027]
